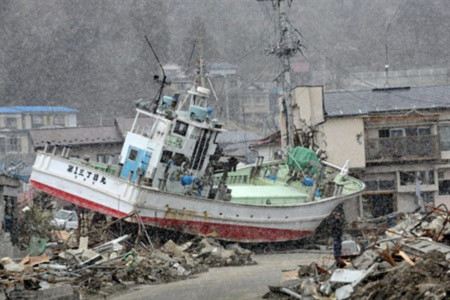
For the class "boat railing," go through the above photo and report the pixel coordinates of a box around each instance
[320,160,349,175]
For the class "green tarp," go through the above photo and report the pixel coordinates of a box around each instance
[286,147,319,173]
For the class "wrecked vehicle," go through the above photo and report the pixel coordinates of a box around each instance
[51,209,78,230]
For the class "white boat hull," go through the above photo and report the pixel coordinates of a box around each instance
[30,152,362,242]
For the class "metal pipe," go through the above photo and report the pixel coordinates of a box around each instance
[320,160,346,172]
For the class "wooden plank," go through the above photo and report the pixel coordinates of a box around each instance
[398,250,415,266]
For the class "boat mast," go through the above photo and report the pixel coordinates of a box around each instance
[259,0,300,149]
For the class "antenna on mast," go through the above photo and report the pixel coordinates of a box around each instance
[144,35,170,113]
[382,0,406,88]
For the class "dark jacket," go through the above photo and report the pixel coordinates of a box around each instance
[329,214,343,237]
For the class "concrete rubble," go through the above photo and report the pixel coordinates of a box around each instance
[1,212,256,299]
[263,205,450,300]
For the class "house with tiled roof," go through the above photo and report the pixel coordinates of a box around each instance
[28,116,156,165]
[29,126,123,164]
[0,106,78,160]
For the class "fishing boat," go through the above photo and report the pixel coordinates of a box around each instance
[29,1,364,243]
[29,61,363,242]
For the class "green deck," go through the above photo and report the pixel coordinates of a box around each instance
[214,161,364,206]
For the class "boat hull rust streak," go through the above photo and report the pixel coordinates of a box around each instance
[29,152,361,243]
[30,179,312,242]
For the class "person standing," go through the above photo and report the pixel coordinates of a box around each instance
[329,211,344,267]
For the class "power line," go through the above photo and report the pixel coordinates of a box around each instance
[287,21,424,103]
[301,55,371,103]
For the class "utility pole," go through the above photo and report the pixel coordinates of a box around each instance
[259,0,299,149]
[224,75,229,122]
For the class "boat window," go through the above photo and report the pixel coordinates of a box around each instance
[128,149,138,161]
[172,153,186,166]
[160,150,173,163]
[174,121,188,136]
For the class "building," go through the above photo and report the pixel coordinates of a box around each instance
[298,85,450,217]
[0,106,78,160]
[29,126,123,164]
[232,82,281,134]
[248,131,281,162]
[253,85,450,218]
[215,130,262,163]
[28,115,154,164]
[0,174,20,257]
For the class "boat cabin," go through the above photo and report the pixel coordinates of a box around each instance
[118,86,224,198]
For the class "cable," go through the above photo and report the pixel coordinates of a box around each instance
[287,21,424,103]
[384,0,408,36]
[186,41,197,73]
[301,54,376,103]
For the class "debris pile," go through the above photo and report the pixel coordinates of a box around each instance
[1,213,255,298]
[16,205,53,249]
[264,205,450,300]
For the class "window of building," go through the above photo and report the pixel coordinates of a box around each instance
[364,179,396,191]
[364,180,378,191]
[379,180,396,190]
[423,170,435,184]
[6,137,21,152]
[438,180,450,195]
[32,115,44,128]
[400,170,435,186]
[390,128,405,137]
[439,125,450,151]
[378,129,390,138]
[5,118,17,129]
[174,121,188,136]
[405,126,432,136]
[379,127,431,138]
[418,127,431,136]
[54,114,65,126]
[400,171,416,186]
[0,137,5,154]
